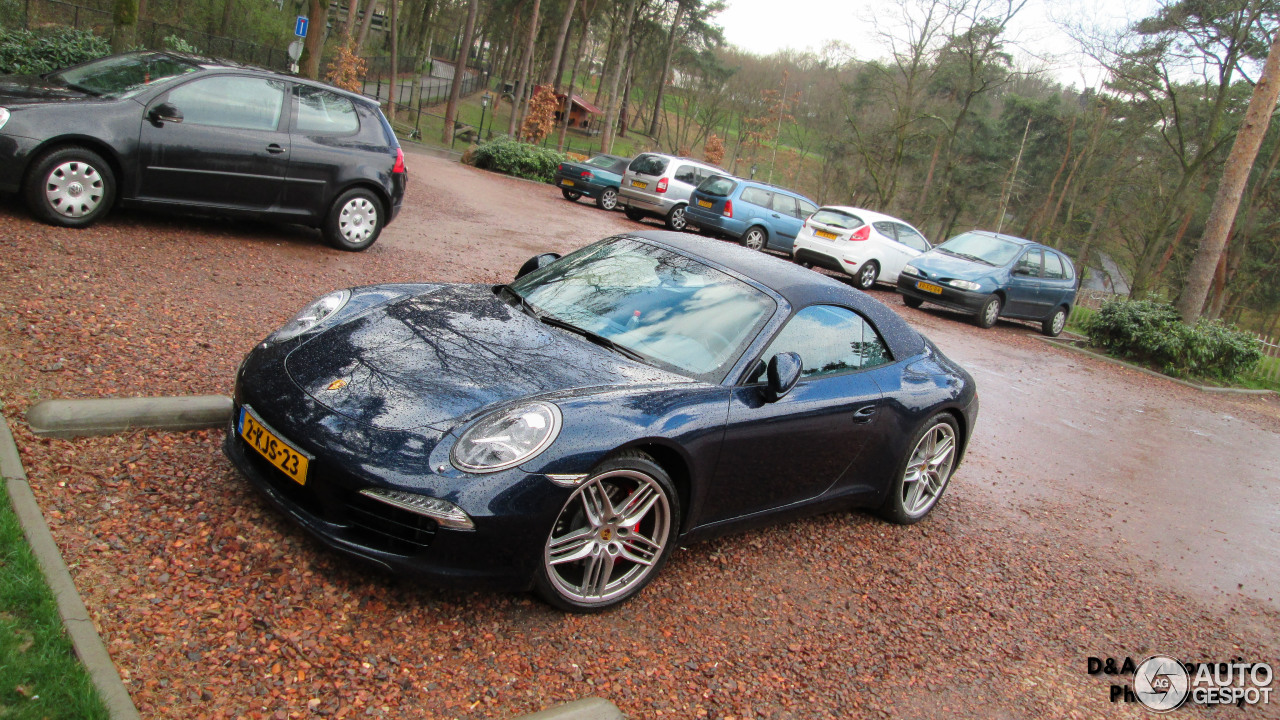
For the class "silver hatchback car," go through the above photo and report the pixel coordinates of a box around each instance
[619,153,723,231]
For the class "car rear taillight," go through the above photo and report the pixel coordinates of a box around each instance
[723,200,733,218]
[850,225,870,241]
[557,163,564,172]
[580,171,593,179]
[657,177,669,193]
[392,148,406,174]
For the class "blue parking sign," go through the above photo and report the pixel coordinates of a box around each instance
[294,16,308,37]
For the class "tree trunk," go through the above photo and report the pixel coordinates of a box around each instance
[221,0,235,35]
[110,0,138,54]
[545,0,579,87]
[617,37,636,138]
[442,0,478,143]
[556,20,589,151]
[600,0,636,154]
[507,0,542,137]
[344,0,361,38]
[1177,31,1280,323]
[301,0,329,79]
[648,0,685,137]
[593,7,620,107]
[388,0,399,120]
[357,0,378,51]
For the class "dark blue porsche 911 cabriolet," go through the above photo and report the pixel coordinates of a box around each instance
[225,231,978,611]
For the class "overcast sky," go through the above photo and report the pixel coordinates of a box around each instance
[715,0,1155,89]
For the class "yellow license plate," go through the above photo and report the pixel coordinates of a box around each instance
[697,199,713,208]
[560,179,575,187]
[239,406,310,486]
[815,229,838,240]
[630,180,647,189]
[916,281,944,295]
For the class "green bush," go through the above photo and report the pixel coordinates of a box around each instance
[162,35,201,55]
[467,136,565,183]
[1083,299,1262,380]
[0,26,109,75]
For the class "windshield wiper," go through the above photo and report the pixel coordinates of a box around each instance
[938,249,995,266]
[60,80,102,97]
[497,284,541,319]
[538,315,646,362]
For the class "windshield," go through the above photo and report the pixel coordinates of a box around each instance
[49,52,201,99]
[629,154,669,177]
[698,175,737,197]
[509,238,777,382]
[936,232,1023,266]
[811,209,863,230]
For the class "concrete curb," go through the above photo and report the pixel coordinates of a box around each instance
[1037,337,1278,396]
[27,395,232,438]
[508,697,624,720]
[0,417,142,720]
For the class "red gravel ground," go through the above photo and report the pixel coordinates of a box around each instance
[1,148,1278,719]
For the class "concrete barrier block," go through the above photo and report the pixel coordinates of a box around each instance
[27,396,233,438]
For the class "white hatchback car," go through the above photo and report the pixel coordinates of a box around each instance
[792,206,931,290]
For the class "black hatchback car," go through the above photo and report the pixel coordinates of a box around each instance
[0,51,406,251]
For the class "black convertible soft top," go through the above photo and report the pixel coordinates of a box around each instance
[629,230,927,360]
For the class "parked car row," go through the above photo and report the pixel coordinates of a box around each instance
[558,150,1078,337]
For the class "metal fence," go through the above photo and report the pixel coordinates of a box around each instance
[1250,334,1280,384]
[1066,289,1117,328]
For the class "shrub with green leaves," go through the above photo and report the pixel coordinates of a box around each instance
[467,136,566,184]
[0,26,109,75]
[162,35,201,55]
[1083,299,1262,381]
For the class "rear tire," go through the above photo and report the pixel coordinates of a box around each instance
[665,204,688,231]
[624,207,645,222]
[879,413,959,525]
[854,261,879,290]
[1042,306,1068,337]
[561,188,582,202]
[975,295,1001,328]
[24,146,115,228]
[323,188,384,251]
[902,294,924,309]
[741,226,767,251]
[596,187,618,210]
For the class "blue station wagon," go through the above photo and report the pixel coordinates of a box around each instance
[685,175,819,253]
[896,230,1078,336]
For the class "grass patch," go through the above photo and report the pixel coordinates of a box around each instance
[0,482,109,720]
[1240,355,1280,393]
[1066,305,1095,333]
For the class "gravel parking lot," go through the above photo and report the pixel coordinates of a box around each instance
[1,147,1278,719]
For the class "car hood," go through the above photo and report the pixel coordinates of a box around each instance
[284,284,691,431]
[0,75,94,104]
[910,251,1003,280]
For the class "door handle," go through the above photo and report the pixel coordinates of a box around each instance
[266,144,287,154]
[852,406,877,424]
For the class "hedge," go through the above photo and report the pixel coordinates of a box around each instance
[1083,299,1261,381]
[466,136,566,184]
[0,26,109,75]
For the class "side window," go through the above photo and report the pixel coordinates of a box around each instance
[1015,249,1043,276]
[872,221,897,240]
[296,86,359,134]
[673,165,698,184]
[771,193,801,218]
[1043,251,1065,280]
[1060,253,1076,281]
[761,305,891,379]
[895,224,930,252]
[798,200,818,217]
[167,76,286,131]
[740,187,772,208]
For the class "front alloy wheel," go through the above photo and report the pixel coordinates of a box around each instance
[536,453,678,612]
[975,295,1001,328]
[1043,306,1067,336]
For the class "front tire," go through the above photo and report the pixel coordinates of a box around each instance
[665,204,688,231]
[561,188,582,202]
[1042,306,1068,336]
[854,261,879,290]
[596,187,618,210]
[25,146,115,227]
[324,188,384,251]
[880,413,959,525]
[741,226,767,251]
[901,294,924,309]
[534,451,679,612]
[975,295,1001,328]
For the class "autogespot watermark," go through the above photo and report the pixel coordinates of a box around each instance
[1088,654,1274,712]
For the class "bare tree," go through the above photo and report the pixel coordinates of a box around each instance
[443,0,480,143]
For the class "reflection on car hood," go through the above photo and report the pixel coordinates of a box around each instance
[284,284,691,431]
[0,75,93,104]
[911,251,998,280]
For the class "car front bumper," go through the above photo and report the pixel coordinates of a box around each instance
[896,274,989,313]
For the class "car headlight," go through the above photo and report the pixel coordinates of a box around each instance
[452,402,562,473]
[266,289,351,343]
[900,264,919,276]
[948,279,981,291]
[0,108,9,131]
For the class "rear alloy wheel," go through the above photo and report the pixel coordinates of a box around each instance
[975,295,1001,328]
[561,188,582,202]
[880,413,959,525]
[901,294,924,309]
[741,227,766,251]
[324,188,384,251]
[1042,306,1068,337]
[596,187,618,210]
[535,452,679,612]
[25,146,115,228]
[854,261,879,290]
[624,207,646,222]
[665,204,688,231]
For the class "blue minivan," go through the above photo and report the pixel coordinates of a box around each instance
[896,230,1078,336]
[685,175,819,252]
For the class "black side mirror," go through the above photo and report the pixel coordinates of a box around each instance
[763,352,802,402]
[515,253,561,280]
[148,102,183,125]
